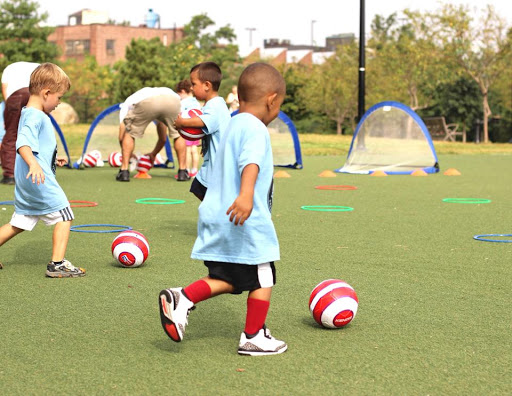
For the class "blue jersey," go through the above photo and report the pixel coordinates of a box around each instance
[14,107,69,215]
[191,113,279,265]
[195,96,231,188]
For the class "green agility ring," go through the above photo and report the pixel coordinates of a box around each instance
[135,198,185,205]
[442,198,491,204]
[301,205,354,212]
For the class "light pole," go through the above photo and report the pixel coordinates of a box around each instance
[358,0,365,121]
[246,27,256,47]
[311,20,316,47]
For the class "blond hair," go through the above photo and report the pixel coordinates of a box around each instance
[29,63,71,95]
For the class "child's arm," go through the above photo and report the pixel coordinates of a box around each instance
[226,163,259,226]
[174,114,205,130]
[18,146,45,185]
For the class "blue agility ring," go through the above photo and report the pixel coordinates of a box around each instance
[71,224,132,233]
[473,234,512,243]
[0,200,14,205]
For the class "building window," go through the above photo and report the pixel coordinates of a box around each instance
[65,40,90,55]
[106,40,115,56]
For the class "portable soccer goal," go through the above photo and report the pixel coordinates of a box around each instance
[232,110,303,169]
[48,114,72,168]
[336,101,439,175]
[78,103,174,168]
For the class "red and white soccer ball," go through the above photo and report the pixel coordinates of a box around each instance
[82,153,97,168]
[111,230,149,268]
[153,153,165,166]
[109,152,122,167]
[179,109,205,141]
[137,155,153,173]
[309,279,359,328]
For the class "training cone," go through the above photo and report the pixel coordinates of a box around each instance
[370,170,387,177]
[319,170,336,178]
[411,169,428,177]
[134,172,152,179]
[443,168,461,176]
[274,170,291,178]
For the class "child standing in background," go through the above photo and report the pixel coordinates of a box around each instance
[176,79,201,178]
[174,62,231,200]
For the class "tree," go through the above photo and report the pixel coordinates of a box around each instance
[0,0,58,73]
[298,43,359,135]
[61,56,113,122]
[410,4,511,143]
[110,14,240,102]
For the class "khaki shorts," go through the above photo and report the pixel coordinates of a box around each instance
[123,95,181,139]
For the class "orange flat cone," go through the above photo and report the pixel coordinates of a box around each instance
[134,171,151,179]
[443,168,461,176]
[318,170,336,177]
[274,170,291,178]
[411,169,428,176]
[370,170,387,177]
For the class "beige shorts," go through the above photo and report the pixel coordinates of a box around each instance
[10,207,74,231]
[123,95,181,140]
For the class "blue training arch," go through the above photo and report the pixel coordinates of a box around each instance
[48,114,72,168]
[78,103,174,169]
[231,110,303,169]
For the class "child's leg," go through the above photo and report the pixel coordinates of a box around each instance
[190,145,199,173]
[51,220,71,261]
[245,287,272,336]
[0,223,24,246]
[185,146,192,171]
[183,276,235,304]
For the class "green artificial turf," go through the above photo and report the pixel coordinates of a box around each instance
[0,155,511,395]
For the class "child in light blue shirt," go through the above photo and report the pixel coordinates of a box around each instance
[174,62,231,200]
[0,63,85,278]
[160,63,287,356]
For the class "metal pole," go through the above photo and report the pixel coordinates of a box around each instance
[358,0,365,121]
[246,28,256,47]
[311,20,316,47]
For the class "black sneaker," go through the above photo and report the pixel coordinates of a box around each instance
[116,169,130,182]
[0,177,15,185]
[177,169,190,182]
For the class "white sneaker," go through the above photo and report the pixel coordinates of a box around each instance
[159,288,194,342]
[238,326,287,356]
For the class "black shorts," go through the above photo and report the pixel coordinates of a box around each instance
[205,261,276,295]
[190,178,207,201]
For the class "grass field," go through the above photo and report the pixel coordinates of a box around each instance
[0,151,511,395]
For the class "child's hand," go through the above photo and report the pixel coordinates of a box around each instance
[174,114,184,129]
[56,157,68,167]
[226,195,253,226]
[26,163,45,185]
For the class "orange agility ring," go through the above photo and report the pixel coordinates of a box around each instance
[69,200,98,208]
[315,185,357,191]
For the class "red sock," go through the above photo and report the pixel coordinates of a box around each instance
[183,280,211,304]
[244,298,270,336]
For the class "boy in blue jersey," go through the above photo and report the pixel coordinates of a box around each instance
[0,63,85,277]
[174,62,231,200]
[159,63,287,356]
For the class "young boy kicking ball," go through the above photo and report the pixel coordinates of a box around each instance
[0,63,85,277]
[159,63,287,355]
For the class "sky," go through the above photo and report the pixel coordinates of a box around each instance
[38,0,512,54]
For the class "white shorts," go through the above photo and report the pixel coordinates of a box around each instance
[10,207,74,231]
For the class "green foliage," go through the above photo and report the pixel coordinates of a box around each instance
[110,14,240,102]
[61,56,114,122]
[0,0,58,74]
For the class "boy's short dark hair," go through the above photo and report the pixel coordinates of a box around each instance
[190,62,222,92]
[176,79,192,93]
[238,63,285,103]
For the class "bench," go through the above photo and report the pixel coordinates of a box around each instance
[423,117,466,143]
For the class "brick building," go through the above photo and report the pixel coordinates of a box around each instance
[48,10,184,66]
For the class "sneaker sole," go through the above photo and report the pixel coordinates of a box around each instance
[159,290,182,342]
[237,344,288,356]
[45,271,86,278]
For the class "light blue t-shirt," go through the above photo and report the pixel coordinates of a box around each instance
[14,107,69,215]
[195,96,231,188]
[191,113,279,265]
[180,96,201,113]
